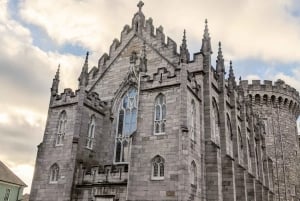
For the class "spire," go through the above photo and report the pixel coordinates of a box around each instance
[180,29,190,63]
[228,60,237,90]
[216,41,224,73]
[78,51,89,87]
[51,64,60,95]
[200,19,212,55]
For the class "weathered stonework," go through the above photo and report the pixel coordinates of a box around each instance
[30,2,299,201]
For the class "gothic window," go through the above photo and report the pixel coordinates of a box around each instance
[50,163,59,183]
[151,155,164,180]
[86,115,95,149]
[190,100,196,141]
[255,140,260,176]
[238,127,243,151]
[154,94,166,134]
[211,99,220,141]
[115,87,138,163]
[247,135,252,171]
[56,111,67,146]
[226,114,233,155]
[3,189,10,201]
[226,114,233,141]
[190,161,197,185]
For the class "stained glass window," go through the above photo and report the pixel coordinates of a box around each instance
[115,87,138,163]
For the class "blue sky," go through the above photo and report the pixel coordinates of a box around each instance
[0,0,300,194]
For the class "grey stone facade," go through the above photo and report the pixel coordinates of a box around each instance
[29,1,300,201]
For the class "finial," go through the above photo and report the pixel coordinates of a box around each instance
[137,1,144,12]
[204,19,209,39]
[85,51,89,65]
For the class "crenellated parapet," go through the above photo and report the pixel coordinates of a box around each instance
[239,79,300,117]
[51,88,79,108]
[84,91,107,113]
[78,164,128,185]
[51,88,107,113]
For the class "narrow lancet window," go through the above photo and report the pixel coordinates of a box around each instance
[50,163,59,183]
[190,161,197,185]
[211,99,220,141]
[154,94,166,134]
[56,111,66,146]
[86,115,95,149]
[190,100,196,141]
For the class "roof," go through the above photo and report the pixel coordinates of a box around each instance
[0,161,27,186]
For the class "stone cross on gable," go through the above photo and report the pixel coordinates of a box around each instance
[137,1,144,12]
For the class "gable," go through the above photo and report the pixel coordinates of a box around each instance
[89,32,180,101]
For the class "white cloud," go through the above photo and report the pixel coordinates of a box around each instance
[18,0,300,63]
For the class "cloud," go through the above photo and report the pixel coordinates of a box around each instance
[18,0,300,64]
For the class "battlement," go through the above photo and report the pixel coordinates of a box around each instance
[239,79,300,100]
[51,89,106,113]
[51,88,79,107]
[239,79,300,117]
[80,164,128,185]
[84,91,107,112]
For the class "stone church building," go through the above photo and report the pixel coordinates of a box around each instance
[29,2,300,201]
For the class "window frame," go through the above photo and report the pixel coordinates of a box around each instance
[49,163,59,184]
[86,115,96,150]
[151,155,165,180]
[56,111,67,146]
[154,94,166,135]
[114,87,138,164]
[190,161,197,186]
[190,100,196,141]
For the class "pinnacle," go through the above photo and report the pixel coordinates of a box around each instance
[217,41,223,60]
[204,19,210,39]
[55,64,60,80]
[84,51,89,66]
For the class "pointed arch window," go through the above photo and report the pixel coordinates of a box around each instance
[154,94,166,135]
[115,87,138,163]
[226,115,233,155]
[86,115,95,149]
[190,100,196,141]
[50,163,59,183]
[190,161,197,186]
[211,99,220,141]
[151,155,165,180]
[56,111,67,146]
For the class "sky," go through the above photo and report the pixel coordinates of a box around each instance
[1,0,300,194]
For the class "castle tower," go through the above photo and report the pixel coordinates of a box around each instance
[240,79,300,201]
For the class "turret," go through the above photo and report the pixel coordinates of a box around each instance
[51,64,60,96]
[179,30,190,64]
[78,52,89,87]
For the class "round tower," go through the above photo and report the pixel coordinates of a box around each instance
[240,79,300,201]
